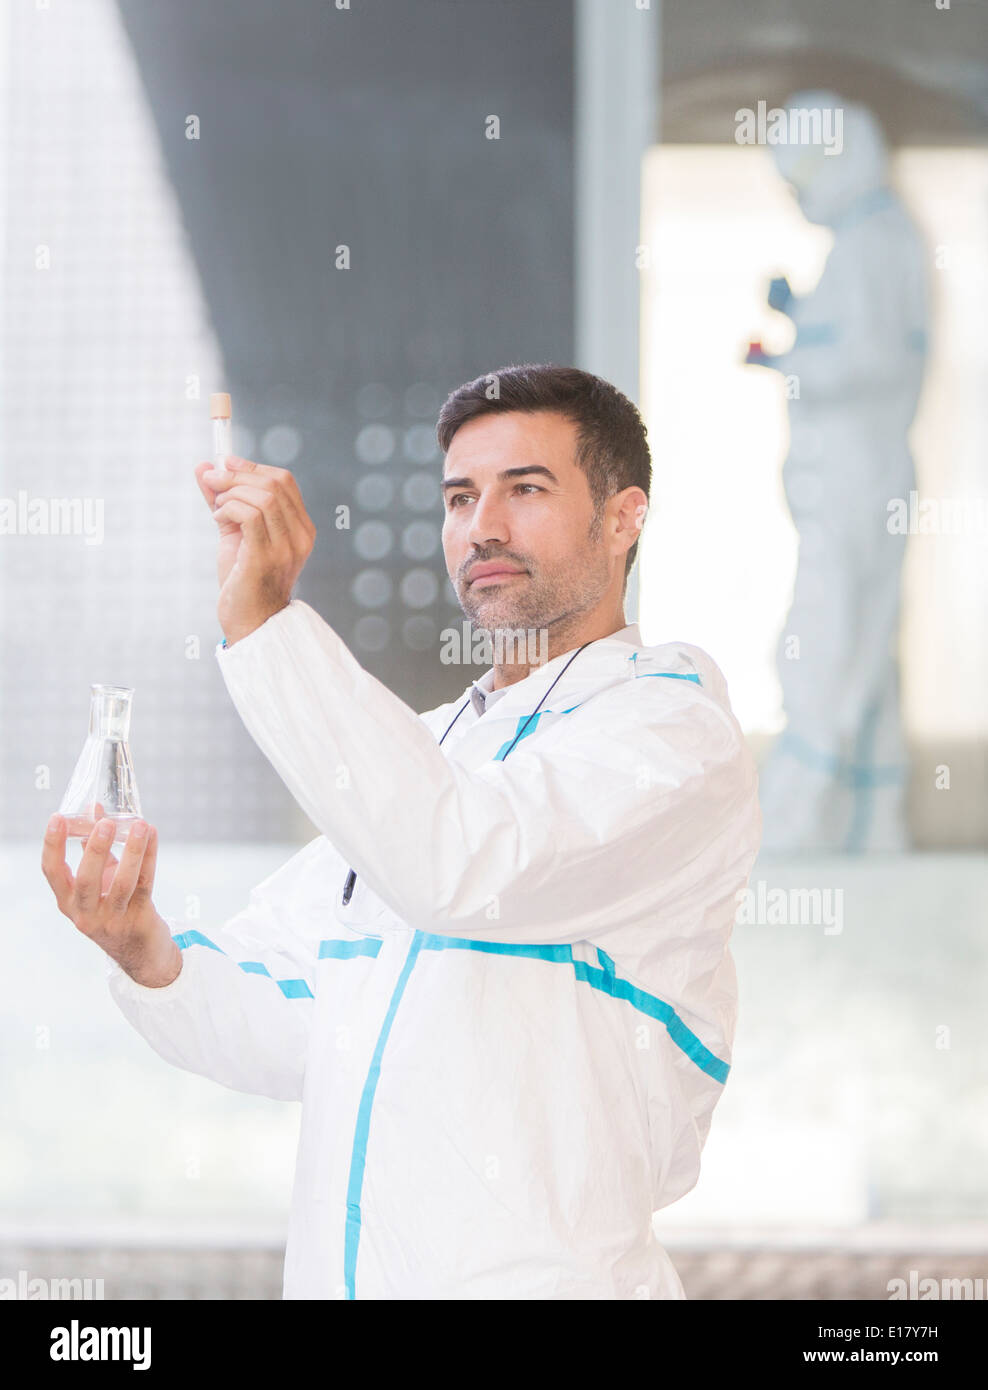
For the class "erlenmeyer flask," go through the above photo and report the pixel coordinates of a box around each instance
[57,684,142,842]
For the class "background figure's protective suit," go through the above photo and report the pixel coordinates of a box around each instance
[755,91,928,852]
[109,600,761,1300]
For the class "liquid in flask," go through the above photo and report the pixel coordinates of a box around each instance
[57,684,143,842]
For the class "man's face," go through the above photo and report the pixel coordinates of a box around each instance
[441,410,613,634]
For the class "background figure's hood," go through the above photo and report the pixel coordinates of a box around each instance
[771,89,889,226]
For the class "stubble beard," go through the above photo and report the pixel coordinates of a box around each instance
[459,517,611,643]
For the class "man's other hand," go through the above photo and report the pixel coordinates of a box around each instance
[41,813,181,988]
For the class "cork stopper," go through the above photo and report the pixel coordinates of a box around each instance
[209,392,232,419]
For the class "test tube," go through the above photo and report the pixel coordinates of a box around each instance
[210,392,232,473]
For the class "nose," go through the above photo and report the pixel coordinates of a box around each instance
[465,492,510,548]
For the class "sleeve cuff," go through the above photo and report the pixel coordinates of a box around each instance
[215,601,298,660]
[106,928,192,1004]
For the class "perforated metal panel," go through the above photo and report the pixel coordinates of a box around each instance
[0,0,574,841]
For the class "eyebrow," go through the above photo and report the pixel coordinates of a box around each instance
[441,465,560,492]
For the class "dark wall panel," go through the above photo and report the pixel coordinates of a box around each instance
[116,0,574,712]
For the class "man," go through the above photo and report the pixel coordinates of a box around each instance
[750,93,928,851]
[42,364,761,1300]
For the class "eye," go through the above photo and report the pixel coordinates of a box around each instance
[447,493,472,508]
[516,484,543,495]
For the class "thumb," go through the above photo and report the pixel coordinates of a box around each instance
[194,461,219,511]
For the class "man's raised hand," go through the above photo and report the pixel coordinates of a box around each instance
[194,457,317,647]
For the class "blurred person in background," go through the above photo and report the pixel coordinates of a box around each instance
[749,92,928,852]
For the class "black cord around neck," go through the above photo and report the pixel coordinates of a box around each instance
[341,640,593,906]
[496,641,593,760]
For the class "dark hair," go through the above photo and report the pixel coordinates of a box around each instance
[436,363,652,578]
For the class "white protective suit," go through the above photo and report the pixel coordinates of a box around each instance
[757,92,928,851]
[109,600,761,1299]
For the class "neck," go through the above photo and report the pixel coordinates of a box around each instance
[490,603,630,690]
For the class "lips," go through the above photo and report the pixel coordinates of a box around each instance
[467,563,526,584]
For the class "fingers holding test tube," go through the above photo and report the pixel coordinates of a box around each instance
[194,455,317,646]
[205,460,313,541]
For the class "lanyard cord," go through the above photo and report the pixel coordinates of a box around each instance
[341,640,593,906]
[495,641,592,760]
[341,698,471,904]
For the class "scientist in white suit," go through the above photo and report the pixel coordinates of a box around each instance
[42,364,761,1300]
[752,92,928,851]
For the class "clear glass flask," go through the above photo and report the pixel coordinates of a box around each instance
[57,684,143,842]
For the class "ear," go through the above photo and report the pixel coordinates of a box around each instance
[612,486,649,558]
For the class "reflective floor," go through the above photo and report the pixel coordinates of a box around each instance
[4,840,986,1287]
